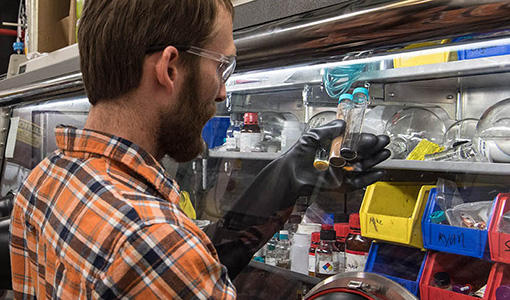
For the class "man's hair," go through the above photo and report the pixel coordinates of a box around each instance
[78,0,233,104]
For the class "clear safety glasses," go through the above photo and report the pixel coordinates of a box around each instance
[146,45,236,83]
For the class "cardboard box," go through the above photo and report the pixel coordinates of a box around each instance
[33,0,76,53]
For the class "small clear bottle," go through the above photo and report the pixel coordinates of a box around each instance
[345,213,372,272]
[265,233,279,266]
[315,228,339,279]
[225,114,242,151]
[276,230,291,269]
[308,232,321,277]
[239,112,262,152]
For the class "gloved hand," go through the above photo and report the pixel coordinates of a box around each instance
[284,119,390,196]
[214,119,390,278]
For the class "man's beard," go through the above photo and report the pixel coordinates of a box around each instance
[157,70,216,162]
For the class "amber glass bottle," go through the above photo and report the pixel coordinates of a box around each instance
[239,112,262,152]
[345,213,372,272]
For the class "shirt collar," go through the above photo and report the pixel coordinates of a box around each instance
[54,125,180,204]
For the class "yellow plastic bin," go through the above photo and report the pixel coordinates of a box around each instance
[393,39,453,68]
[360,182,434,249]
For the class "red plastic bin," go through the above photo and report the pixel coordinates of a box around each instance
[488,193,510,263]
[419,251,495,300]
[485,263,510,299]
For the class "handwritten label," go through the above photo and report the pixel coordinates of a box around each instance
[369,217,383,232]
[504,240,510,252]
[437,232,465,248]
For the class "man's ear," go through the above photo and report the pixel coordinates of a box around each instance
[155,46,180,94]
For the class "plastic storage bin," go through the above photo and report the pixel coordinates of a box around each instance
[453,35,510,60]
[393,39,451,68]
[365,242,427,296]
[421,187,504,259]
[419,251,496,300]
[202,116,230,149]
[485,263,510,300]
[488,193,510,263]
[360,182,434,248]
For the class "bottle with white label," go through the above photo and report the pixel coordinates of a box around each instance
[225,114,242,151]
[315,227,339,279]
[239,112,262,152]
[345,213,372,272]
[265,233,279,266]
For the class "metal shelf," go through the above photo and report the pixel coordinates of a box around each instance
[209,150,510,175]
[247,260,321,286]
[226,53,510,94]
[360,54,510,83]
[208,150,280,160]
[376,160,510,176]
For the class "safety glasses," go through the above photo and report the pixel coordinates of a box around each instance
[146,45,236,83]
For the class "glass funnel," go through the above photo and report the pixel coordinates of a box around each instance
[384,107,446,159]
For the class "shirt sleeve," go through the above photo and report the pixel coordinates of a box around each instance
[93,223,236,300]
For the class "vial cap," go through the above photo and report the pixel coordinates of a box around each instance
[434,272,451,286]
[349,213,361,229]
[338,93,353,104]
[279,230,289,240]
[353,87,369,98]
[334,223,350,238]
[430,211,446,224]
[321,224,333,230]
[320,229,336,241]
[243,112,259,125]
[311,232,320,243]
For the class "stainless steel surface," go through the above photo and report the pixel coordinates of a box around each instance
[234,0,510,71]
[0,73,83,106]
[304,271,418,300]
[248,260,321,286]
[377,159,510,175]
[209,150,280,160]
[0,55,81,92]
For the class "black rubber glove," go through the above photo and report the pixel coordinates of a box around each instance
[214,119,390,278]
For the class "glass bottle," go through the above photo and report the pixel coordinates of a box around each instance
[276,230,291,269]
[225,114,242,151]
[334,223,350,273]
[345,213,372,272]
[315,228,339,279]
[308,232,320,277]
[265,233,279,266]
[239,112,262,153]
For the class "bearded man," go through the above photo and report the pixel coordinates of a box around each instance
[9,0,389,299]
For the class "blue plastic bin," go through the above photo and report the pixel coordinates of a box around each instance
[453,35,510,60]
[202,117,230,149]
[458,45,510,60]
[421,187,505,259]
[365,242,427,296]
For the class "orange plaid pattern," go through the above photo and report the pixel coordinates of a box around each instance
[10,126,236,299]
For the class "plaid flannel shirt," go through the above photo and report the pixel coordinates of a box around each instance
[10,126,236,299]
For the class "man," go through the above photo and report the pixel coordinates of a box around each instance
[10,0,389,299]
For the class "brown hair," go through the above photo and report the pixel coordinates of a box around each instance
[78,0,233,105]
